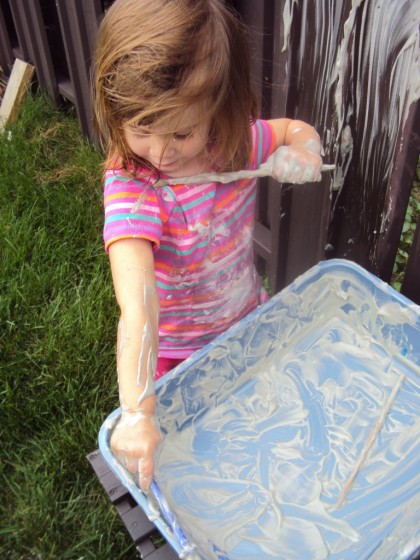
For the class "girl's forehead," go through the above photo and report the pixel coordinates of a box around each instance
[134,105,210,132]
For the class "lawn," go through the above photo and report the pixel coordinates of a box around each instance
[0,93,139,559]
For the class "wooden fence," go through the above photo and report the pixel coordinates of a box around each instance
[1,0,419,304]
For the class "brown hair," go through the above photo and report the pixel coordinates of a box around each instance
[92,0,258,175]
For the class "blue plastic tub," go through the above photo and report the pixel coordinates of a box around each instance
[99,259,420,560]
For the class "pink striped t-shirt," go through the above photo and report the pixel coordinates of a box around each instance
[103,119,276,359]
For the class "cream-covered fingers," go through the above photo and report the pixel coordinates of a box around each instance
[111,409,162,492]
[264,119,323,184]
[262,144,323,184]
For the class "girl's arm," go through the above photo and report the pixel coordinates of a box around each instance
[266,118,323,184]
[108,237,161,492]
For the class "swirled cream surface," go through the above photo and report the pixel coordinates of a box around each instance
[154,260,420,560]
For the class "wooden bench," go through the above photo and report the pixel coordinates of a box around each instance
[87,450,179,560]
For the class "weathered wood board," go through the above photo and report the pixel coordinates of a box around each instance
[0,58,35,132]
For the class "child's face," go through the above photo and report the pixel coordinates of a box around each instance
[124,107,211,177]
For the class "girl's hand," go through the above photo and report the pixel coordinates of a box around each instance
[111,410,162,492]
[266,118,323,184]
[262,142,323,184]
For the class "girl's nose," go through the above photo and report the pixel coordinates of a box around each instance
[149,134,170,160]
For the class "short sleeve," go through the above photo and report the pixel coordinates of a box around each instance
[248,119,276,170]
[103,170,163,253]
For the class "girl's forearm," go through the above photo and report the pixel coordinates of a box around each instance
[116,302,159,414]
[109,239,160,415]
[111,291,161,493]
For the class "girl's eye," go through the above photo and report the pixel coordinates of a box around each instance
[173,132,193,141]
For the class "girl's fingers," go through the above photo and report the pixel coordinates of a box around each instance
[268,146,322,184]
[117,452,154,492]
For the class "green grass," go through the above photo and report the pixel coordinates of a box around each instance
[391,162,420,291]
[0,93,139,559]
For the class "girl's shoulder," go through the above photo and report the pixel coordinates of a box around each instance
[104,163,157,191]
[103,167,179,222]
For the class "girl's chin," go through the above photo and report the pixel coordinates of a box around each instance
[149,161,172,170]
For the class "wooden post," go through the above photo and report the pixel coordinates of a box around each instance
[0,58,35,132]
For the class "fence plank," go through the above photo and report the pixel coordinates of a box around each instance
[327,0,420,281]
[264,0,290,292]
[9,0,59,101]
[375,102,420,282]
[230,0,284,290]
[0,2,14,71]
[55,0,103,138]
[272,0,352,288]
[281,180,331,286]
[233,0,293,292]
[7,1,30,61]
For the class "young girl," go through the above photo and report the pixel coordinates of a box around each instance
[92,0,322,492]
